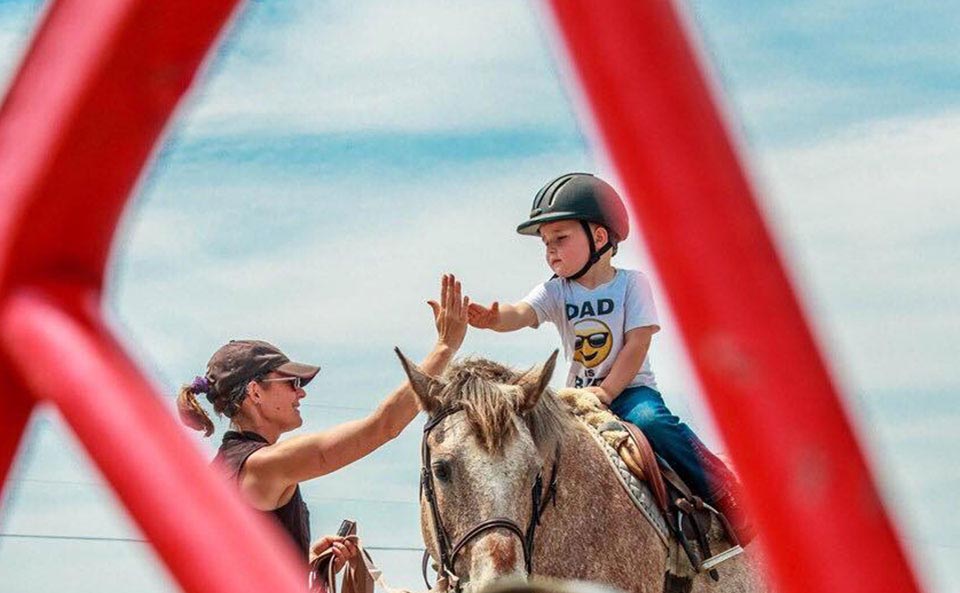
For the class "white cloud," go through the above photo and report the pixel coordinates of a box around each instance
[109,153,596,382]
[755,110,960,394]
[183,0,572,137]
[112,109,960,436]
[2,1,958,591]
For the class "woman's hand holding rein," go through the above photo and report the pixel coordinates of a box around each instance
[309,535,359,573]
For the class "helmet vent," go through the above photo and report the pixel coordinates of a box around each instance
[549,176,575,207]
[532,186,547,211]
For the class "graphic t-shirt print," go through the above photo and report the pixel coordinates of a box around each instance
[523,269,661,390]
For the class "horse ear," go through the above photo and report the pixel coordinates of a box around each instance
[395,347,444,414]
[516,349,558,413]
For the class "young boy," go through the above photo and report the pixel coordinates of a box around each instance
[467,172,749,536]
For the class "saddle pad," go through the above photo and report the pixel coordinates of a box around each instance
[556,388,669,508]
[578,417,672,546]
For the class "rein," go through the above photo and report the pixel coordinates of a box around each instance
[419,407,560,591]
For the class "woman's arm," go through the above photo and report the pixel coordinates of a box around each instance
[240,274,468,509]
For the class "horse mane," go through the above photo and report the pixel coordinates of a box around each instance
[435,356,574,455]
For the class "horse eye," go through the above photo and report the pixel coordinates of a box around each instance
[432,461,452,483]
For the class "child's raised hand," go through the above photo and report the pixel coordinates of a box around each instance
[467,301,501,329]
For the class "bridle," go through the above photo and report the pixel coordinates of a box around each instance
[420,407,560,590]
[419,406,560,591]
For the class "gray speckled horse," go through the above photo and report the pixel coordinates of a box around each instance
[397,351,769,593]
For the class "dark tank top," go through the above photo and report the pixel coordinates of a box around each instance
[214,430,311,558]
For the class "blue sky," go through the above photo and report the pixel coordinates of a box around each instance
[0,1,958,592]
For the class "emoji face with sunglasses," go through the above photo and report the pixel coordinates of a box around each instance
[573,319,612,369]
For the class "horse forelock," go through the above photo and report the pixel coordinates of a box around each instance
[438,357,573,455]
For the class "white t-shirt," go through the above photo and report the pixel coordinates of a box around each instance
[522,269,661,390]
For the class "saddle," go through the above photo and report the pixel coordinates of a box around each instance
[600,418,744,578]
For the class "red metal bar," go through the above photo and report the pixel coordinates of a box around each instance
[1,286,306,593]
[0,0,239,286]
[546,2,922,593]
[0,388,33,507]
[0,1,307,591]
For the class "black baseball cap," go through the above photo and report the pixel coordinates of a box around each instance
[206,340,319,399]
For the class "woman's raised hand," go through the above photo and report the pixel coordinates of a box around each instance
[427,274,469,352]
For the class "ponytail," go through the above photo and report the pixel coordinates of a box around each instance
[177,377,215,437]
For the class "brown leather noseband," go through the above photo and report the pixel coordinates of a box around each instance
[419,407,560,590]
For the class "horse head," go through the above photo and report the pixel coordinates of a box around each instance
[396,349,569,591]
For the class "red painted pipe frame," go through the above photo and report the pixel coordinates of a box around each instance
[546,2,922,593]
[0,2,305,593]
[0,0,925,592]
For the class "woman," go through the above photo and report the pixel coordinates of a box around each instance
[176,274,469,572]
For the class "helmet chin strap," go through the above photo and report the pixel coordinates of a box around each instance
[565,220,614,280]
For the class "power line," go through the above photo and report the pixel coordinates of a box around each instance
[12,478,110,488]
[360,545,424,552]
[12,478,419,506]
[901,535,960,550]
[300,402,372,412]
[0,532,423,552]
[5,531,959,553]
[159,392,372,412]
[303,494,417,506]
[0,533,144,544]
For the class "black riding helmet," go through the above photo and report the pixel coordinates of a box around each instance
[517,173,629,280]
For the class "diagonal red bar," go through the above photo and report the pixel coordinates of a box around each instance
[0,0,307,591]
[1,286,305,593]
[546,2,922,593]
[0,0,239,286]
[0,387,33,507]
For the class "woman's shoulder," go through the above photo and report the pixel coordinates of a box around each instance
[215,431,270,478]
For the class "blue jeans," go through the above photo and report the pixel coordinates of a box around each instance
[609,386,735,504]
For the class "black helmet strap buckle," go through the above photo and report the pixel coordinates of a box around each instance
[565,220,614,281]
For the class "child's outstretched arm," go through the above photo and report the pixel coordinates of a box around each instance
[467,301,538,333]
[588,326,656,405]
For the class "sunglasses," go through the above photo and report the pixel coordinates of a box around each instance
[260,376,303,390]
[575,333,609,350]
